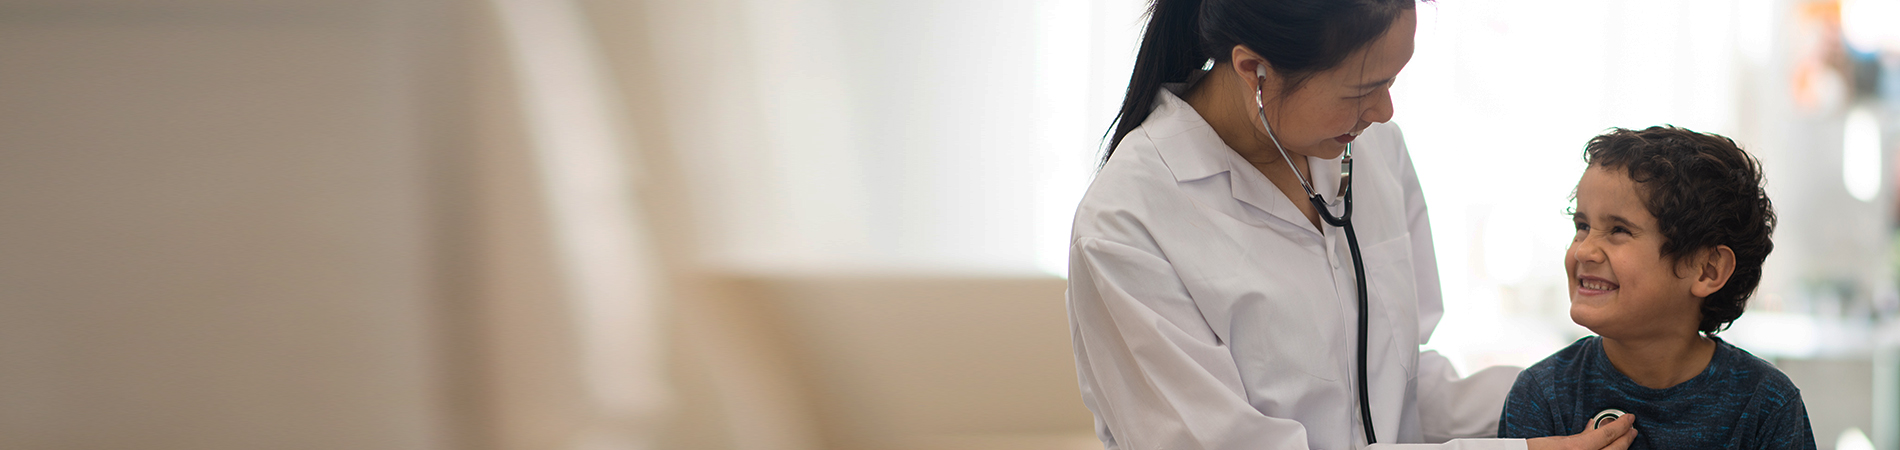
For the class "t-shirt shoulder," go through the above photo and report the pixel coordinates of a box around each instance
[1715,338,1803,411]
[1520,336,1599,380]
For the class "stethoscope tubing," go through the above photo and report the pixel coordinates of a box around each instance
[1312,168,1373,447]
[1334,199,1373,446]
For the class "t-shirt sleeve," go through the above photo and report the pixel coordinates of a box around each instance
[1755,388,1818,450]
[1497,369,1556,439]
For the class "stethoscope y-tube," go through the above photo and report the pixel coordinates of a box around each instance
[1256,84,1375,445]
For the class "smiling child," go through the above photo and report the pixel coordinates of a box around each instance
[1496,126,1816,449]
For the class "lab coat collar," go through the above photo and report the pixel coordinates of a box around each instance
[1149,85,1345,226]
[1145,84,1229,182]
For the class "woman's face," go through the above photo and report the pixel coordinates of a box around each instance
[1252,8,1416,160]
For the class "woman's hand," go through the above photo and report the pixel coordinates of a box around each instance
[1526,414,1637,450]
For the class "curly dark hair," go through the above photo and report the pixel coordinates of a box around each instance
[1582,126,1777,333]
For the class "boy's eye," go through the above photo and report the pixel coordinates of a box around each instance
[1611,226,1630,235]
[1573,222,1589,231]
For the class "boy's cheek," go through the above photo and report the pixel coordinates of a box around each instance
[1568,301,1614,333]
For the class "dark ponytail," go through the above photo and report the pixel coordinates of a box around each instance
[1106,0,1208,159]
[1103,0,1418,165]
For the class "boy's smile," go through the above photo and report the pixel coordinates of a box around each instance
[1566,166,1704,339]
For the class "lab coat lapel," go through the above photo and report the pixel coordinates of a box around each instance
[1225,156,1309,227]
[1148,86,1329,232]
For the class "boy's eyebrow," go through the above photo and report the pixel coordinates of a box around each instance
[1571,210,1646,231]
[1603,214,1642,230]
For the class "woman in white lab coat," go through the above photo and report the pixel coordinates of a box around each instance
[1066,1,1636,449]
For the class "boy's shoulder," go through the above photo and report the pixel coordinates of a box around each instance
[1519,336,1602,382]
[1711,337,1802,401]
[1519,336,1799,394]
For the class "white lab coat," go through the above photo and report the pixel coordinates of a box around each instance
[1067,86,1523,450]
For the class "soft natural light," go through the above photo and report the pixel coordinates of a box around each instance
[1845,106,1883,202]
[1842,0,1900,53]
[1032,0,1145,277]
[1837,427,1876,450]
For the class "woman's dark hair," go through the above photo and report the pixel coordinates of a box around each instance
[1583,126,1777,333]
[1104,0,1417,163]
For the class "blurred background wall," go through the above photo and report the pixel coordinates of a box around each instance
[0,0,468,448]
[0,0,1896,450]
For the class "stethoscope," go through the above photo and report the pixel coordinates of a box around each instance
[1253,69,1376,445]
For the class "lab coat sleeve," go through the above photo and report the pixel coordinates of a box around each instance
[1389,123,1522,444]
[1069,236,1314,450]
[1368,439,1529,450]
[1416,352,1520,441]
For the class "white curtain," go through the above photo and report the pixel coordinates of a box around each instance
[486,0,670,448]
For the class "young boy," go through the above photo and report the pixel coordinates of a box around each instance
[1497,126,1816,449]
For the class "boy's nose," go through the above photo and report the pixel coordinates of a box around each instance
[1570,239,1607,264]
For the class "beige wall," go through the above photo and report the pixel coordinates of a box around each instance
[0,0,463,448]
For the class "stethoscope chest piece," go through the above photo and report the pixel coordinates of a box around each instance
[1588,409,1627,430]
[1336,154,1352,199]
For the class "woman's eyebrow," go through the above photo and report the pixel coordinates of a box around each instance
[1352,77,1394,89]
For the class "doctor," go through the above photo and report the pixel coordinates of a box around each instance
[1066,0,1638,449]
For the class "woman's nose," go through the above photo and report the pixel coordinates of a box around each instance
[1362,90,1395,124]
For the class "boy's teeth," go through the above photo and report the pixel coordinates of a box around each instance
[1581,279,1615,290]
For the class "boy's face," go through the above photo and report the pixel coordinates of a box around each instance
[1566,165,1703,338]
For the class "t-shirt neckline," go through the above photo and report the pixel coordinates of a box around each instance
[1586,335,1732,398]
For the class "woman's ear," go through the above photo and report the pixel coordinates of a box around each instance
[1230,45,1274,94]
[1689,245,1736,298]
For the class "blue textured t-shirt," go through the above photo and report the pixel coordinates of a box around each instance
[1498,336,1815,449]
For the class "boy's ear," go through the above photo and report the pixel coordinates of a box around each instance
[1689,245,1737,298]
